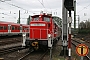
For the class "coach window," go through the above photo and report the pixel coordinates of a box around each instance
[18,27,20,30]
[25,27,28,30]
[23,27,24,30]
[24,27,26,30]
[16,27,19,30]
[44,17,50,22]
[4,26,7,30]
[22,27,25,30]
[0,26,3,30]
[34,17,39,21]
[15,27,16,30]
[15,27,18,30]
[12,26,15,30]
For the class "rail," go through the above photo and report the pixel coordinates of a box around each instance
[18,49,34,60]
[18,49,48,60]
[85,55,90,60]
[37,50,48,60]
[0,45,23,55]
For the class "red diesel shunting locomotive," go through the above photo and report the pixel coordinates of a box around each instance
[22,13,61,50]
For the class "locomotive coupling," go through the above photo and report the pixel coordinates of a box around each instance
[32,42,38,46]
[32,42,39,50]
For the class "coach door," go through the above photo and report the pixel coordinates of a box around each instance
[8,24,11,33]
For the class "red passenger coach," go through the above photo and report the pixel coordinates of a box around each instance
[11,23,20,33]
[22,24,29,33]
[0,21,29,36]
[0,22,8,33]
[23,13,61,50]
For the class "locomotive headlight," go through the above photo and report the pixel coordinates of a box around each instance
[48,34,51,38]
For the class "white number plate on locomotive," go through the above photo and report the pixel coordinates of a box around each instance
[31,23,45,26]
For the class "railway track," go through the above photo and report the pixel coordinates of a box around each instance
[37,50,48,60]
[18,49,34,60]
[0,39,21,46]
[0,45,23,55]
[18,49,48,60]
[0,36,22,46]
[72,39,90,60]
[0,36,23,55]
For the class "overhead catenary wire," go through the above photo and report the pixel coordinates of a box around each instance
[37,0,45,8]
[45,0,53,14]
[77,4,90,13]
[1,1,37,14]
[76,0,90,13]
[45,0,51,9]
[0,13,16,18]
[37,0,57,15]
[4,1,49,14]
[0,1,23,18]
[1,0,53,15]
[77,3,90,21]
[0,7,5,10]
[4,2,31,13]
[0,1,36,19]
[75,0,90,22]
[76,2,84,8]
[0,7,17,18]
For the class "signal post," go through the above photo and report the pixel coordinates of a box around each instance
[61,0,74,60]
[64,0,74,60]
[68,10,72,60]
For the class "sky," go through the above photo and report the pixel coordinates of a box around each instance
[0,0,90,26]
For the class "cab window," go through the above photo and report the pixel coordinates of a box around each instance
[34,17,39,21]
[44,17,50,22]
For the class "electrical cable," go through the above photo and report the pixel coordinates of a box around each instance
[0,1,36,19]
[77,4,90,13]
[2,1,37,14]
[45,0,51,9]
[76,1,90,22]
[0,13,16,18]
[0,0,57,18]
[37,0,45,8]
